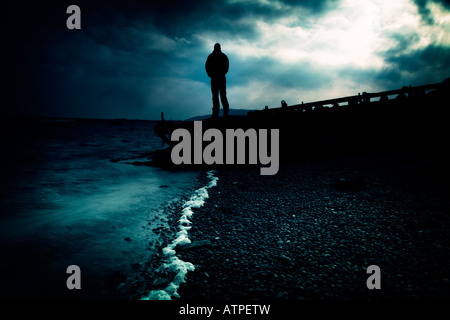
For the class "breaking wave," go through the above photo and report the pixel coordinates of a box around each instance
[141,170,218,300]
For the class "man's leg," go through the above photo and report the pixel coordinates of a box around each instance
[211,78,220,118]
[219,77,229,117]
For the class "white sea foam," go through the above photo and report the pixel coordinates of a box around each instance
[141,170,218,300]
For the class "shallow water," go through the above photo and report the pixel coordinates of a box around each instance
[0,119,201,298]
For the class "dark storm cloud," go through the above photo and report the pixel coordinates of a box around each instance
[385,32,422,55]
[4,1,194,118]
[134,0,341,47]
[337,38,450,94]
[3,0,450,119]
[414,0,437,24]
[336,45,450,96]
[3,0,345,119]
[280,0,340,12]
[230,55,331,90]
[372,23,450,87]
[412,0,450,24]
[33,26,195,119]
[383,45,450,85]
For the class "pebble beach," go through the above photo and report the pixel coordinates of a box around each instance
[166,146,450,301]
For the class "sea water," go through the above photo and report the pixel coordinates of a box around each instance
[142,170,218,300]
[0,118,207,299]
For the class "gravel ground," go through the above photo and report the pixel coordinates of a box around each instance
[169,147,450,301]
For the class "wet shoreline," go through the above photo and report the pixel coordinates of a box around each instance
[171,147,450,300]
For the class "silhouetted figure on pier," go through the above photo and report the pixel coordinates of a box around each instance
[206,43,230,119]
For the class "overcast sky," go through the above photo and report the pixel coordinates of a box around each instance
[3,0,450,120]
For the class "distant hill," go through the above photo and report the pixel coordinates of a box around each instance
[185,109,255,121]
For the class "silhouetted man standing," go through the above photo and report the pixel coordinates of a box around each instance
[205,43,230,119]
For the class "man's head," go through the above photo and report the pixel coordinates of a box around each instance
[214,43,221,51]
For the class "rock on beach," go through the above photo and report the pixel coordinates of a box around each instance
[174,149,450,301]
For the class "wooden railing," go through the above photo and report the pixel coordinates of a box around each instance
[248,81,445,116]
